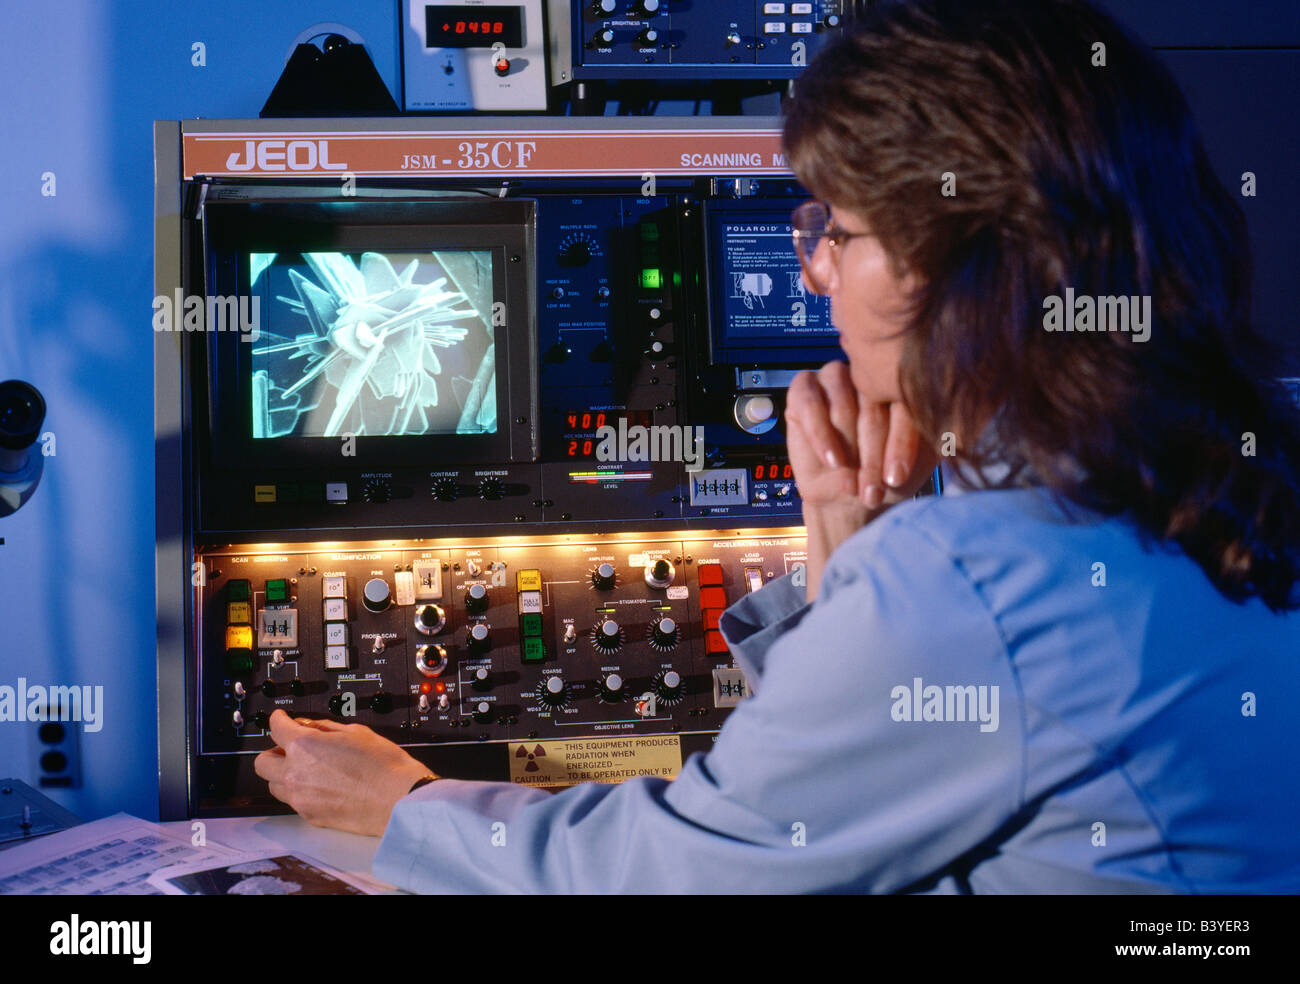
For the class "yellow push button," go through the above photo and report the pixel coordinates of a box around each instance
[517,569,542,592]
[227,602,251,625]
[254,484,277,504]
[225,625,254,650]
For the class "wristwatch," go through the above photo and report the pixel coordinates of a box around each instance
[408,774,438,794]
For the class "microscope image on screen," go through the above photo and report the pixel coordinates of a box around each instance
[249,250,497,439]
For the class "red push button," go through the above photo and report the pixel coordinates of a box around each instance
[705,629,730,655]
[700,586,727,610]
[703,609,723,631]
[697,563,723,587]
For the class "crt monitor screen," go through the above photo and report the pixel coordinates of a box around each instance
[248,249,498,440]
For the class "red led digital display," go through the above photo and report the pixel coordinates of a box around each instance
[560,409,654,459]
[424,6,524,48]
[752,462,794,481]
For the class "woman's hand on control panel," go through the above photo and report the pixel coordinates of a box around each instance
[254,710,434,837]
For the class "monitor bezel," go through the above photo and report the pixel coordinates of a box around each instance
[200,198,538,469]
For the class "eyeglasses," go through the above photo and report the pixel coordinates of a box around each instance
[790,200,874,295]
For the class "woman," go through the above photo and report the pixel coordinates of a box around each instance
[255,0,1300,892]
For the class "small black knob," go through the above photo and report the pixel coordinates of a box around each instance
[260,680,276,698]
[252,711,270,729]
[478,477,505,501]
[289,678,305,698]
[328,693,344,716]
[370,691,393,714]
[432,478,459,502]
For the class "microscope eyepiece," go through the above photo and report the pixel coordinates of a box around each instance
[0,380,46,451]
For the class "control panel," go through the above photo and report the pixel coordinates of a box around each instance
[195,529,805,813]
[548,0,854,82]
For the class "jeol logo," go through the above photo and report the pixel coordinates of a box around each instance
[890,677,1000,732]
[152,291,261,343]
[595,418,706,472]
[226,139,347,172]
[0,679,104,732]
[50,915,151,964]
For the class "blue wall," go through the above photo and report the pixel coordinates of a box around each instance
[0,1,1295,821]
[0,1,401,820]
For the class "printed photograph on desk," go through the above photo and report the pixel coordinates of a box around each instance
[148,852,378,896]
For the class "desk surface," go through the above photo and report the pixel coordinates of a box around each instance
[160,816,403,894]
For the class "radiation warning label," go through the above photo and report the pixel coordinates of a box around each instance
[507,736,683,786]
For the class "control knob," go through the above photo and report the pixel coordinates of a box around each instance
[370,691,394,714]
[596,672,625,703]
[432,478,459,502]
[472,667,493,691]
[465,582,489,613]
[592,618,623,653]
[472,700,494,724]
[650,616,678,649]
[362,577,391,613]
[467,622,492,654]
[416,644,448,678]
[537,675,568,708]
[591,562,616,590]
[654,669,685,704]
[414,603,446,636]
[644,557,675,588]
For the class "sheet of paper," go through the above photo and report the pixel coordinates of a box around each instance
[148,850,380,895]
[0,813,239,895]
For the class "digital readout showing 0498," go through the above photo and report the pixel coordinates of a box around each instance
[562,409,652,459]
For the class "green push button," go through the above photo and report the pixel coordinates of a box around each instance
[640,223,659,241]
[522,638,546,663]
[226,649,255,675]
[266,578,289,603]
[640,268,662,290]
[226,579,251,603]
[520,613,543,638]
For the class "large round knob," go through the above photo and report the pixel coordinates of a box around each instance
[465,582,489,613]
[472,700,494,724]
[415,644,448,678]
[591,27,614,46]
[414,603,446,636]
[591,562,616,590]
[645,558,675,588]
[363,577,391,612]
[538,675,568,708]
[651,616,678,649]
[638,0,661,13]
[593,618,622,652]
[467,622,492,653]
[655,669,684,703]
[637,27,659,45]
[596,672,625,703]
[593,0,617,13]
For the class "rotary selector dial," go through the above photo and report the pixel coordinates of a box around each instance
[416,644,448,678]
[432,478,459,502]
[537,675,568,708]
[558,231,599,267]
[649,616,678,650]
[361,477,392,503]
[478,478,505,501]
[592,618,623,653]
[654,669,685,704]
[414,603,446,636]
